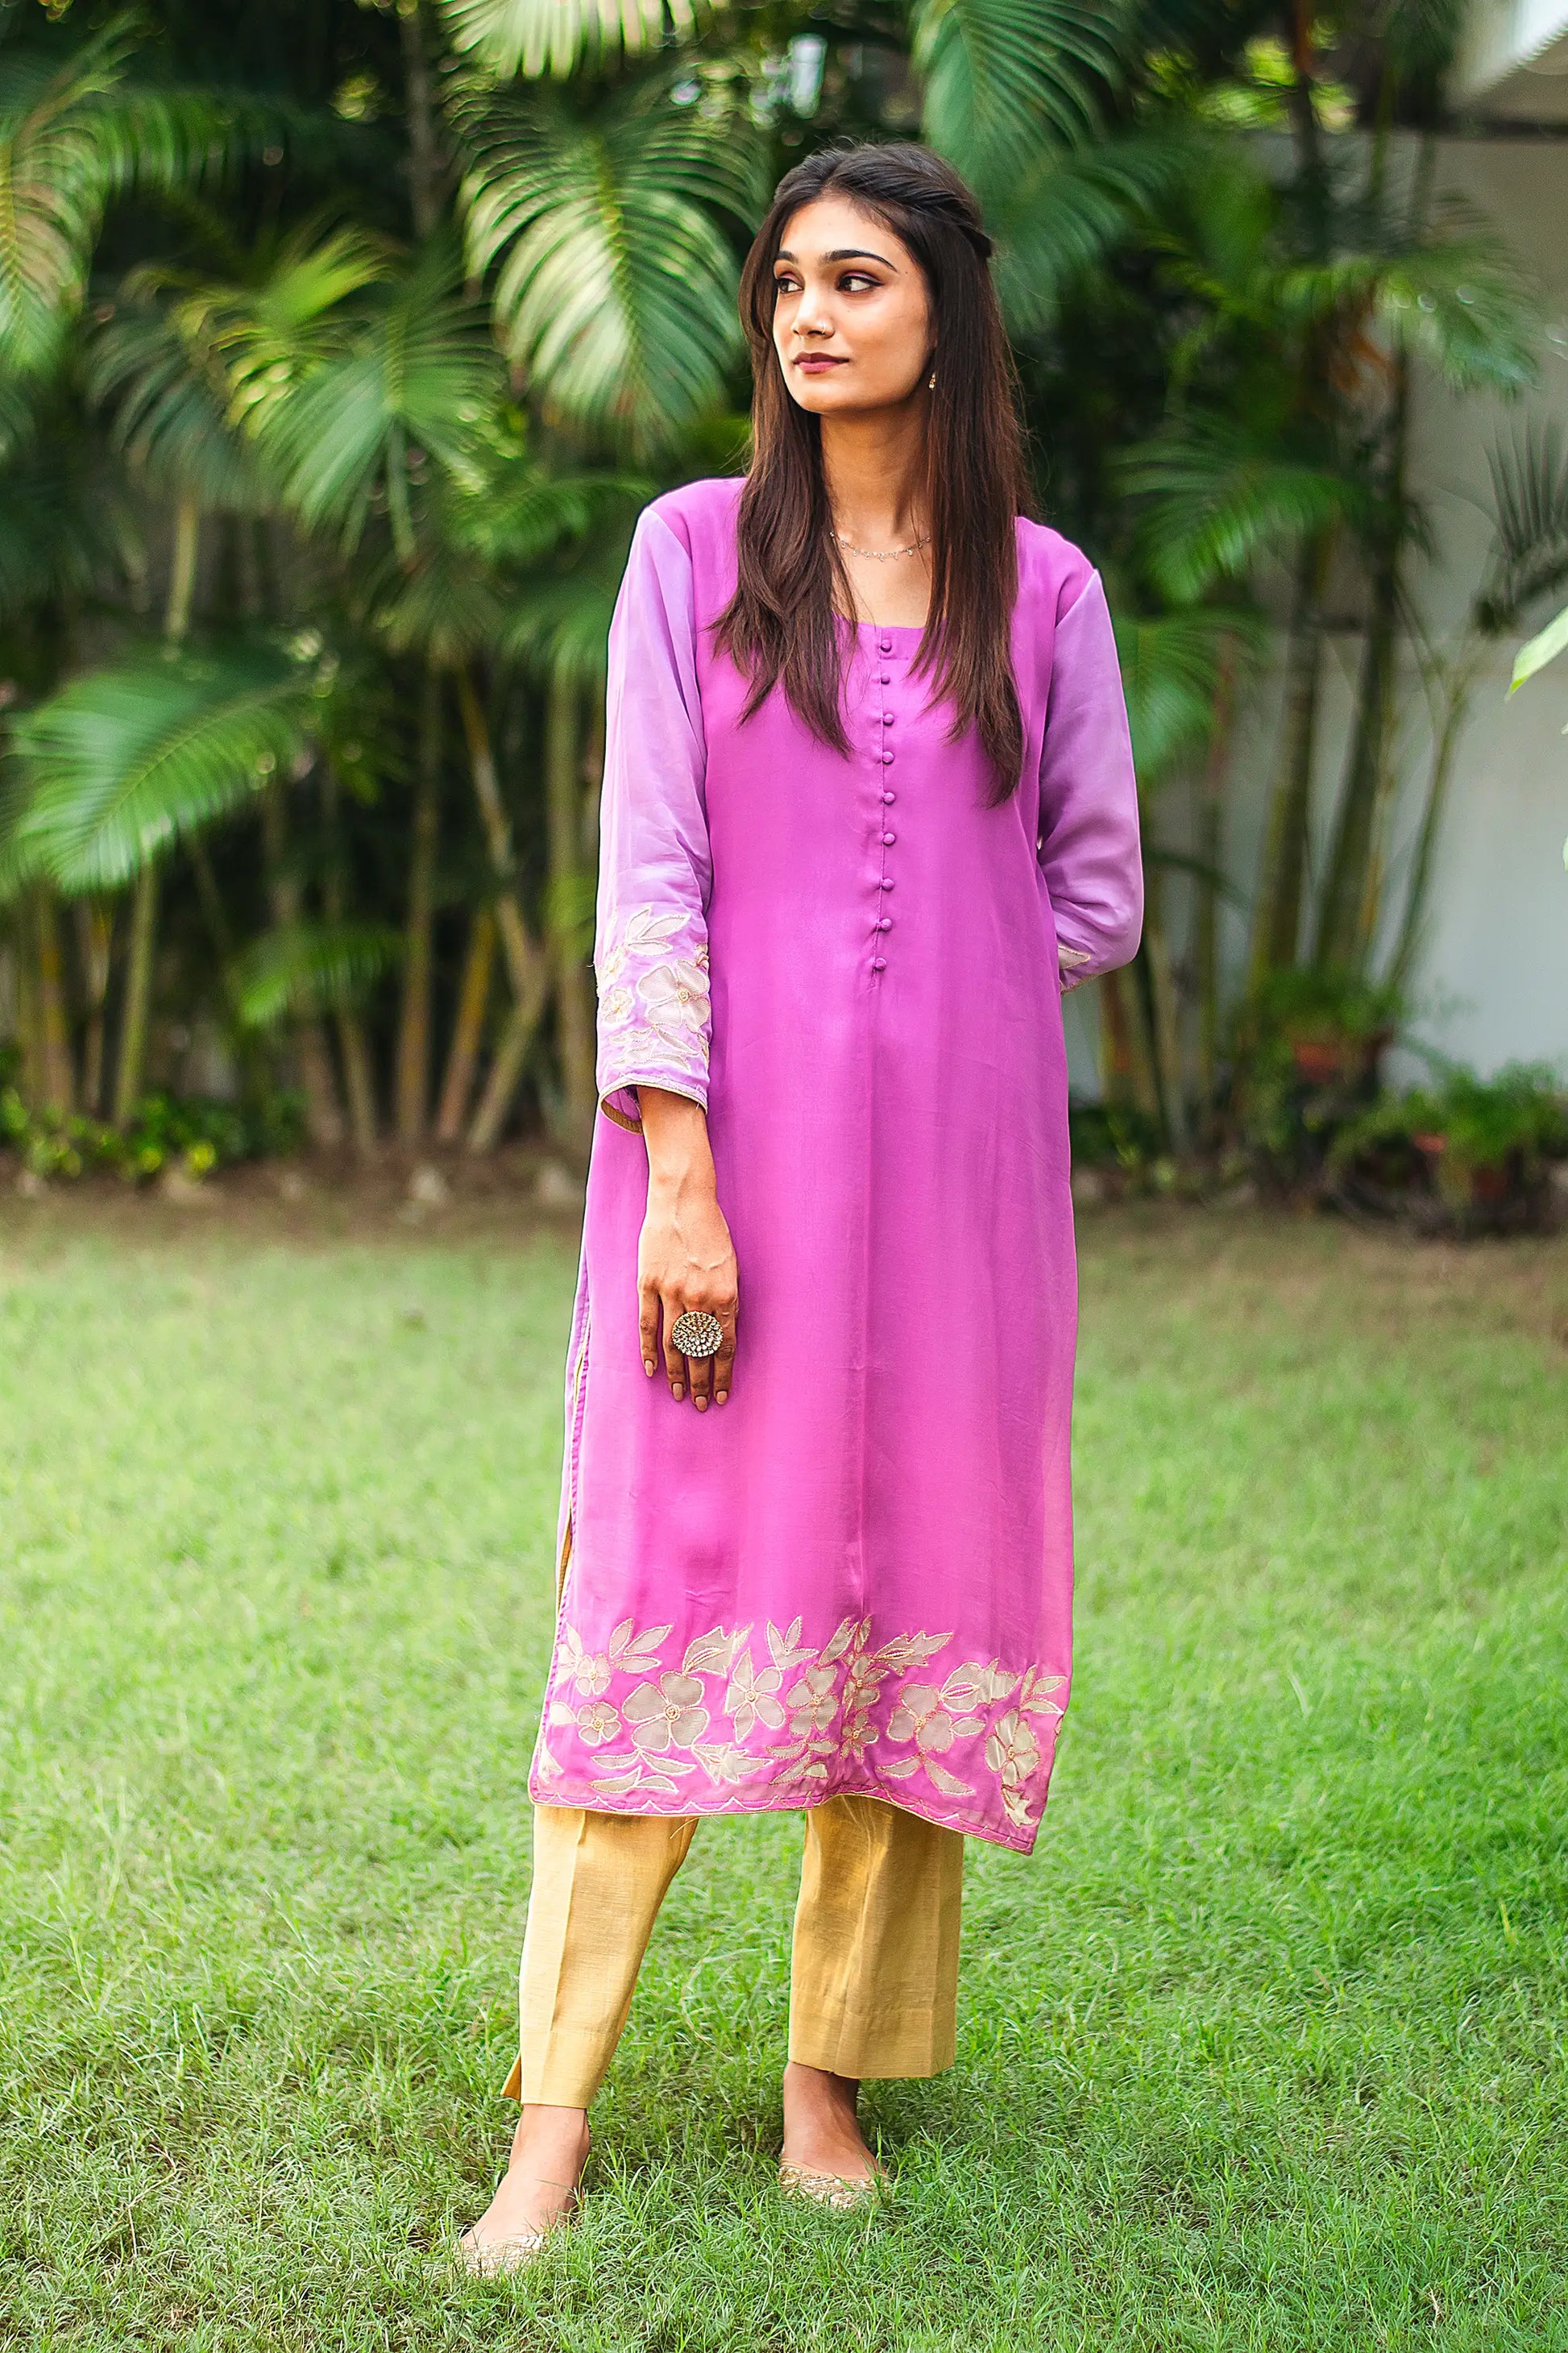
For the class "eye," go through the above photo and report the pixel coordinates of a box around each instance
[773,269,802,296]
[840,272,880,293]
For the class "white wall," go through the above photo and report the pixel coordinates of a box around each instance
[1066,132,1568,1103]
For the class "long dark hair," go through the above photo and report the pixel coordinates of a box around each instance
[714,142,1032,804]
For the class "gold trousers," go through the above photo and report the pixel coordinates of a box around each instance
[501,1795,964,2109]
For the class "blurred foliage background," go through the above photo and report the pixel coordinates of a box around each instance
[1,0,1565,1195]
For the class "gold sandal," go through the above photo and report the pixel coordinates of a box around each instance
[778,2163,886,2211]
[456,2223,556,2276]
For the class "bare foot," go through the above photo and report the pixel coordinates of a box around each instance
[780,2060,884,2183]
[463,2103,591,2255]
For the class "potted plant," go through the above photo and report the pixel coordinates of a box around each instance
[1328,1060,1568,1231]
[1231,967,1404,1190]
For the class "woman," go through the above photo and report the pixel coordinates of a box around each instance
[462,139,1142,2268]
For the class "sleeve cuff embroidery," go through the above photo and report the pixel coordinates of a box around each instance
[595,902,711,1125]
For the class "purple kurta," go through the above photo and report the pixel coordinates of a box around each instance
[529,475,1142,1854]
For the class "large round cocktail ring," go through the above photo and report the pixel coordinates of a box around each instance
[670,1309,724,1359]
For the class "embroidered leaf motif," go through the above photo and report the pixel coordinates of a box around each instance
[682,1625,752,1678]
[926,1762,976,1799]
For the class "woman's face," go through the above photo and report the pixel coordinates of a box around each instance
[769,196,934,418]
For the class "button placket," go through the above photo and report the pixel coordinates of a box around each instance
[871,637,897,972]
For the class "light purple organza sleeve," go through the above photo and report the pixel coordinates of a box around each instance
[594,508,713,1131]
[1038,571,1144,990]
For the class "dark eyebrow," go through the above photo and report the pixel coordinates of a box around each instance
[774,247,895,268]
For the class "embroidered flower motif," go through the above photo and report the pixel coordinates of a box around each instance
[982,1709,1042,1828]
[575,1699,620,1747]
[724,1649,786,1741]
[786,1661,840,1738]
[623,1671,710,1754]
[640,957,711,1049]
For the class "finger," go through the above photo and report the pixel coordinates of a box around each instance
[661,1294,687,1401]
[638,1282,660,1378]
[688,1334,713,1413]
[713,1311,736,1405]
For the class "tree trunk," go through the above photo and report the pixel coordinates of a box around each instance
[1387,643,1480,994]
[1251,532,1330,983]
[544,666,598,1149]
[31,888,75,1114]
[322,767,379,1157]
[398,0,446,239]
[262,783,344,1147]
[434,907,495,1144]
[107,498,203,1127]
[453,663,550,1150]
[1313,361,1409,972]
[1195,643,1238,1125]
[1143,886,1189,1154]
[1097,964,1160,1123]
[113,865,158,1125]
[396,665,442,1144]
[75,899,113,1117]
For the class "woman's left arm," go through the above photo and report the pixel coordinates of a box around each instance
[1037,569,1143,990]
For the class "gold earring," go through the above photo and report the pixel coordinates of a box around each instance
[927,369,935,389]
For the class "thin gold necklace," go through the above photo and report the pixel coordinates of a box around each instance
[831,526,931,562]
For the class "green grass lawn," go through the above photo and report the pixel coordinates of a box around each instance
[2,1193,1566,2351]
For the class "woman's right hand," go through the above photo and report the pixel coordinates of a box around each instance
[635,1087,739,1410]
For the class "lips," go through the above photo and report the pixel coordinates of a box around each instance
[794,354,845,372]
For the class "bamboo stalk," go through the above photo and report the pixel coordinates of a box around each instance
[1251,533,1330,982]
[262,782,344,1147]
[33,888,75,1115]
[75,899,113,1116]
[433,907,494,1144]
[453,662,550,1152]
[544,667,597,1147]
[395,665,442,1144]
[113,867,157,1125]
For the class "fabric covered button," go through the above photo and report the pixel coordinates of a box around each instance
[879,877,894,890]
[881,789,896,803]
[871,957,886,971]
[881,831,896,845]
[878,637,892,654]
[881,750,894,765]
[879,672,891,684]
[876,916,893,932]
[881,712,894,725]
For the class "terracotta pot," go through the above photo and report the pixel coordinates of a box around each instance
[1291,1037,1348,1085]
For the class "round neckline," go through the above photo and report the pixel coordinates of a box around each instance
[834,614,927,637]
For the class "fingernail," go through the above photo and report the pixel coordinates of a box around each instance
[643,1359,655,1376]
[716,1390,728,1405]
[695,1397,707,1412]
[672,1384,684,1400]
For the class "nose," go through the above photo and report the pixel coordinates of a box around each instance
[792,280,834,341]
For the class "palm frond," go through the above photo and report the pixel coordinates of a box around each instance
[440,0,702,79]
[230,919,400,1027]
[992,127,1202,336]
[1478,423,1568,633]
[87,291,263,512]
[1113,604,1260,784]
[912,0,1124,198]
[6,640,323,894]
[1118,417,1361,603]
[239,243,501,552]
[454,71,766,455]
[0,16,275,376]
[1274,210,1541,396]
